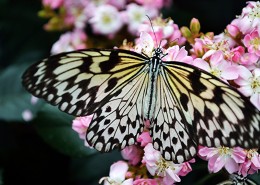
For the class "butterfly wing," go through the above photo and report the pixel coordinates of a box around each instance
[22,48,150,152]
[86,70,149,151]
[152,71,198,163]
[22,49,148,116]
[153,61,260,163]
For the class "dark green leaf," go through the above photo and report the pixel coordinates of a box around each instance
[70,151,123,185]
[0,64,43,121]
[34,104,97,157]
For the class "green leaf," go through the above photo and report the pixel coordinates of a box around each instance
[0,64,43,121]
[34,104,97,157]
[70,151,123,185]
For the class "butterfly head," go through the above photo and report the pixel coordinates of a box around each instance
[153,47,167,59]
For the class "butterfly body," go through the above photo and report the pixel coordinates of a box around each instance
[22,48,260,163]
[143,48,164,120]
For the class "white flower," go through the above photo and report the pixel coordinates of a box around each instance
[89,4,123,35]
[235,67,260,110]
[135,31,155,57]
[124,3,147,34]
[142,144,182,184]
[99,161,133,185]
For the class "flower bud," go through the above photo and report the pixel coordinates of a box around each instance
[190,18,200,34]
[226,24,240,38]
[180,26,192,39]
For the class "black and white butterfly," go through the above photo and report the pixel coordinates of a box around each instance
[217,174,258,185]
[22,47,260,163]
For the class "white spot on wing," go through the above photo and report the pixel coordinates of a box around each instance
[53,60,83,75]
[56,69,80,81]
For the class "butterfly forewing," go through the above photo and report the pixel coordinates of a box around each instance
[22,49,148,116]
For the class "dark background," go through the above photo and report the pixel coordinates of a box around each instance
[0,0,254,185]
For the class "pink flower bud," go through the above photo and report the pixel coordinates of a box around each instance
[121,145,143,166]
[226,24,241,38]
[137,131,152,147]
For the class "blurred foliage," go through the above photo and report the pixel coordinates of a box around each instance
[0,0,259,185]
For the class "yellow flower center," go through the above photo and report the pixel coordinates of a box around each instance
[133,12,142,22]
[246,149,258,159]
[206,40,231,58]
[156,157,170,176]
[218,146,231,155]
[210,68,222,77]
[250,77,260,92]
[250,37,260,50]
[102,14,112,24]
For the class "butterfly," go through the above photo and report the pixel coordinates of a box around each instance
[217,174,258,185]
[22,47,260,163]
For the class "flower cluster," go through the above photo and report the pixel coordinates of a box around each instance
[39,0,171,54]
[182,1,260,109]
[199,146,260,177]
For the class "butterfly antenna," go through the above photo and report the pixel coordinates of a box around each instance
[146,15,159,48]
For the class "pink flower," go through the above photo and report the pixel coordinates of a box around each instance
[238,149,260,177]
[142,144,181,184]
[135,0,164,9]
[165,45,193,64]
[232,1,260,34]
[135,31,155,57]
[121,145,143,166]
[240,53,259,67]
[138,18,185,46]
[191,39,205,58]
[51,29,87,54]
[137,131,152,147]
[178,159,195,176]
[99,161,133,185]
[72,115,93,147]
[62,0,90,28]
[200,36,233,60]
[43,0,63,9]
[133,178,159,185]
[226,24,241,38]
[169,23,186,46]
[230,46,245,63]
[107,0,127,9]
[243,30,260,57]
[235,67,260,110]
[198,146,246,174]
[193,51,240,81]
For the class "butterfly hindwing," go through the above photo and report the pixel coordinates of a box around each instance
[86,71,149,152]
[152,72,198,163]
